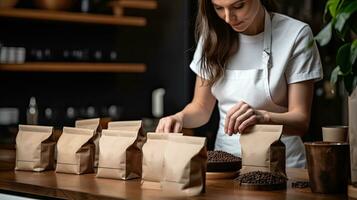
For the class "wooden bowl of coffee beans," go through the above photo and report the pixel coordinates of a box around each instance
[206,150,241,179]
[207,150,242,172]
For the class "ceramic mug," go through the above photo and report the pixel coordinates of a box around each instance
[322,126,348,142]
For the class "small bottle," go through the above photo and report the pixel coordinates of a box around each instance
[80,0,91,13]
[109,50,118,62]
[26,97,38,125]
[93,50,103,62]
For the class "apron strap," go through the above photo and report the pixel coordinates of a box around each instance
[262,9,272,69]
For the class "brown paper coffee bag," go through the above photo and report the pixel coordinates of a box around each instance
[97,129,143,180]
[15,125,55,172]
[162,135,207,196]
[108,120,142,131]
[56,127,95,174]
[108,120,146,160]
[240,125,285,177]
[141,132,182,190]
[75,118,102,167]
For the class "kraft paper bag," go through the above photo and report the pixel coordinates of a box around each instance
[15,125,55,172]
[108,120,145,145]
[240,125,286,177]
[97,129,144,180]
[108,120,142,131]
[349,88,357,185]
[75,118,102,168]
[141,132,182,190]
[161,135,207,196]
[56,127,95,175]
[108,120,146,163]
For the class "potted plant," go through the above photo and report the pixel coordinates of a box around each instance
[314,0,357,197]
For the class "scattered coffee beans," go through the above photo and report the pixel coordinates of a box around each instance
[207,150,241,172]
[235,171,287,185]
[292,181,309,188]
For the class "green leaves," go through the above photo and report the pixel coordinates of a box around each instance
[331,66,341,85]
[315,22,332,46]
[330,41,357,94]
[318,0,357,95]
[325,0,340,18]
[337,43,352,74]
[335,1,357,32]
[351,40,357,65]
[317,0,357,44]
[344,73,356,94]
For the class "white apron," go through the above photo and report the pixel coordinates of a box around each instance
[212,10,306,168]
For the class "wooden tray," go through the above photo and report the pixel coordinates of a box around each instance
[206,171,239,180]
[235,182,287,191]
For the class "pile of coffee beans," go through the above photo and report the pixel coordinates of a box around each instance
[208,150,241,163]
[207,150,241,172]
[292,181,309,188]
[235,171,287,185]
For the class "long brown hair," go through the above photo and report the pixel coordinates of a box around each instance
[195,0,278,85]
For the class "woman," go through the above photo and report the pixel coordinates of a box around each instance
[156,0,322,168]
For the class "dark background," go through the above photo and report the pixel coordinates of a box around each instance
[0,0,346,149]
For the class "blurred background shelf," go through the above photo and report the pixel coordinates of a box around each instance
[0,8,146,26]
[115,0,158,9]
[0,62,147,73]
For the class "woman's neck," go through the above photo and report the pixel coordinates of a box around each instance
[242,5,265,35]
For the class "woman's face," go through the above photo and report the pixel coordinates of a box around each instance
[211,0,261,33]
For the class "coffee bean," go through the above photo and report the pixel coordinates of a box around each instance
[208,150,241,163]
[235,171,287,185]
[207,151,241,172]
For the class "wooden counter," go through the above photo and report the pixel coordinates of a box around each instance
[0,166,347,200]
[0,145,348,199]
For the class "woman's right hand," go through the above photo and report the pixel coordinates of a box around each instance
[155,113,184,133]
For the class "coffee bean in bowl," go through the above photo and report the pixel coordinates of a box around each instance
[235,171,287,191]
[207,150,241,172]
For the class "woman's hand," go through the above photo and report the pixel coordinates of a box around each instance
[224,101,270,135]
[155,113,184,133]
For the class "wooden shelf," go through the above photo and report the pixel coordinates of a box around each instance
[0,62,147,73]
[0,8,146,26]
[116,0,158,9]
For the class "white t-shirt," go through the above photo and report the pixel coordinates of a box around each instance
[227,32,264,70]
[190,12,323,167]
[190,12,323,108]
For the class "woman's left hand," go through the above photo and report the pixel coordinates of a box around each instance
[224,101,270,135]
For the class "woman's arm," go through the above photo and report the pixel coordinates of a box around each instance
[155,76,217,133]
[264,80,314,136]
[225,80,314,137]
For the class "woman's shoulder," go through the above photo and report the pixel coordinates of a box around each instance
[271,12,309,29]
[271,12,313,40]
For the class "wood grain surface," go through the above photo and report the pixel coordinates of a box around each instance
[0,147,348,200]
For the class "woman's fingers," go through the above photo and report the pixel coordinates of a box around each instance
[225,101,259,135]
[233,108,255,133]
[163,119,173,133]
[227,104,249,135]
[173,122,182,133]
[155,119,166,133]
[224,101,246,135]
[155,116,183,133]
[239,115,258,133]
[155,118,172,133]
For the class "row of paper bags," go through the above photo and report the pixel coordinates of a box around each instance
[15,118,207,196]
